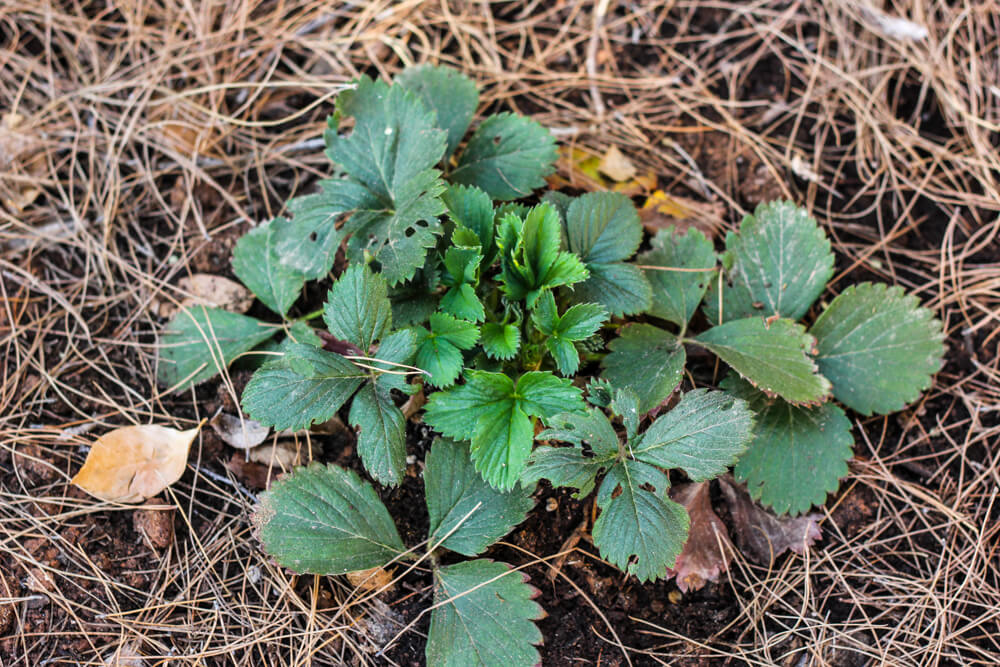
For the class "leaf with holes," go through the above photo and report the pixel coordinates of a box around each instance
[397,64,479,160]
[601,323,686,414]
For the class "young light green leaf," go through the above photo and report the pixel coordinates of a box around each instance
[631,389,754,481]
[725,376,854,516]
[426,559,543,667]
[593,460,690,582]
[232,218,306,316]
[531,293,607,374]
[241,343,366,431]
[442,184,496,264]
[450,112,557,200]
[809,282,944,415]
[324,76,447,285]
[640,226,716,328]
[601,324,686,414]
[414,313,480,388]
[254,463,405,574]
[564,192,651,316]
[704,201,834,324]
[396,64,479,159]
[425,438,534,556]
[440,283,485,322]
[693,317,831,405]
[158,307,277,390]
[480,322,520,360]
[424,370,583,489]
[323,264,392,352]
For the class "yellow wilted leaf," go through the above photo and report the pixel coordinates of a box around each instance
[345,565,395,593]
[598,145,637,182]
[72,424,200,503]
[547,146,607,191]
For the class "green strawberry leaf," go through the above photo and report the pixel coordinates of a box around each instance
[531,292,607,374]
[693,317,831,405]
[275,186,349,280]
[323,264,392,352]
[610,387,641,443]
[537,408,620,459]
[396,64,478,159]
[423,370,583,489]
[442,184,496,265]
[231,218,306,316]
[349,382,407,486]
[426,559,543,667]
[640,226,716,328]
[631,389,754,481]
[704,201,834,324]
[725,376,854,515]
[480,322,520,360]
[564,192,651,316]
[520,446,608,498]
[809,282,945,415]
[450,112,557,200]
[241,343,366,431]
[425,438,535,556]
[601,323,686,414]
[323,75,447,285]
[388,261,440,327]
[158,307,277,390]
[253,463,405,574]
[414,313,480,388]
[441,284,485,322]
[593,460,689,582]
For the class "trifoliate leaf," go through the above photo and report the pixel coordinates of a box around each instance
[231,218,306,317]
[441,283,485,322]
[564,192,651,316]
[414,313,480,388]
[497,204,589,308]
[425,438,534,556]
[241,344,366,431]
[426,559,543,667]
[704,201,834,324]
[537,408,619,458]
[442,184,496,264]
[593,460,689,582]
[693,318,831,405]
[631,389,754,481]
[531,292,607,374]
[520,446,607,498]
[323,76,447,285]
[396,64,478,159]
[725,376,854,515]
[72,424,200,503]
[809,282,944,415]
[158,307,277,390]
[323,264,392,352]
[601,323,686,414]
[349,382,406,486]
[450,112,557,200]
[253,463,405,574]
[423,370,583,489]
[480,322,520,360]
[640,226,716,327]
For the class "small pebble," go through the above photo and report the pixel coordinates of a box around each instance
[133,497,175,549]
[545,498,559,512]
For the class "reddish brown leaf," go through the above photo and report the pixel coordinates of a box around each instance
[719,476,822,564]
[668,482,733,592]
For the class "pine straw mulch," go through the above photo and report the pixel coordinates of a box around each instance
[1,1,999,665]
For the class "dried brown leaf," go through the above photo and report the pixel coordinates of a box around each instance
[210,412,270,449]
[719,476,822,564]
[246,442,301,469]
[668,482,734,592]
[72,424,200,503]
[598,145,637,182]
[345,565,395,593]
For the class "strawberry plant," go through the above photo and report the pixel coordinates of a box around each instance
[155,62,945,661]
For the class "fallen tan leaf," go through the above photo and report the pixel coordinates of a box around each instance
[72,424,200,503]
[246,442,301,469]
[155,273,254,319]
[640,190,725,240]
[668,482,734,592]
[598,145,637,182]
[346,565,395,593]
[210,412,270,449]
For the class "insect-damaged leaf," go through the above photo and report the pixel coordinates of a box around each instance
[601,323,686,414]
[72,425,200,503]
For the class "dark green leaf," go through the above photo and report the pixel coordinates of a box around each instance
[809,283,944,415]
[277,187,349,280]
[158,307,277,390]
[425,438,534,556]
[601,324,686,414]
[567,262,652,318]
[231,218,306,316]
[693,318,830,405]
[726,376,854,515]
[632,389,754,481]
[522,446,606,498]
[396,64,478,159]
[241,343,365,431]
[640,227,716,327]
[426,559,543,667]
[323,264,392,352]
[593,460,689,582]
[349,382,406,486]
[537,408,619,458]
[450,112,557,200]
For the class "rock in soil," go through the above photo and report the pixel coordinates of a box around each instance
[0,570,16,635]
[133,498,175,549]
